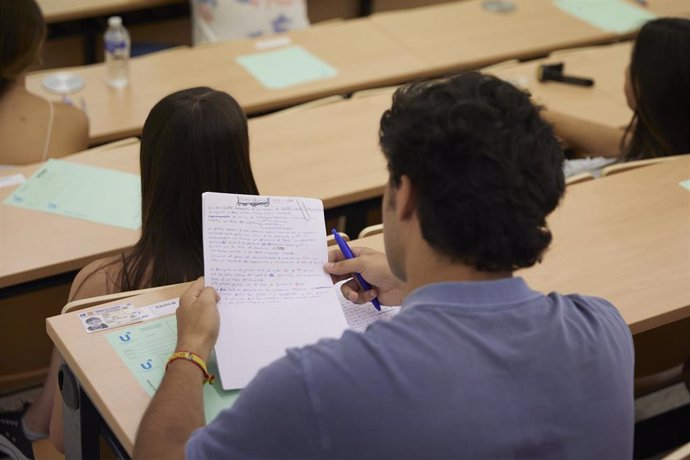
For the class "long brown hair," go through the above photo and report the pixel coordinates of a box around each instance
[0,0,46,95]
[121,87,259,290]
[623,18,690,160]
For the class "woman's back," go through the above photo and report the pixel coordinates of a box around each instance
[0,84,88,164]
[69,87,258,301]
[0,0,89,165]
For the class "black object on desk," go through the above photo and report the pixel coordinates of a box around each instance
[537,63,595,87]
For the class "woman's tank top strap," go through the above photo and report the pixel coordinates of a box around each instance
[41,99,55,162]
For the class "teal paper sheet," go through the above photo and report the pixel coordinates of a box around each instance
[105,316,239,423]
[679,179,690,191]
[3,159,141,229]
[236,45,338,89]
[555,0,656,33]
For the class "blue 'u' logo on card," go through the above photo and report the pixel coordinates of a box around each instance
[140,359,153,370]
[119,332,132,342]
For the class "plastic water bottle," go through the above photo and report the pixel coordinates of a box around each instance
[104,16,130,89]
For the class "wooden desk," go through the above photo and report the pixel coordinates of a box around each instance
[38,0,185,24]
[45,158,690,457]
[349,157,690,335]
[26,19,426,144]
[369,0,690,74]
[30,0,690,145]
[0,141,141,290]
[487,41,633,130]
[47,283,189,457]
[249,89,392,209]
[1,92,393,288]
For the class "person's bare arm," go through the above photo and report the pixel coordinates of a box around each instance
[133,278,220,460]
[542,108,626,158]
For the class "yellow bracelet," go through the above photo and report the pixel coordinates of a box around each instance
[166,351,215,384]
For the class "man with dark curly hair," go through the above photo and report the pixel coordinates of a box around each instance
[134,73,633,459]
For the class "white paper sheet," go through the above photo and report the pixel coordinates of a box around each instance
[203,192,348,389]
[0,173,25,189]
[336,281,400,332]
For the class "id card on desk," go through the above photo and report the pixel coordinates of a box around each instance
[78,302,142,333]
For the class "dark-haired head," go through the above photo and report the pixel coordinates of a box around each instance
[624,18,690,160]
[0,0,46,95]
[379,72,565,276]
[123,87,259,289]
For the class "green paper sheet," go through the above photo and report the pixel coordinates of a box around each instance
[3,159,141,229]
[105,316,239,423]
[679,179,690,191]
[236,45,338,89]
[555,0,656,34]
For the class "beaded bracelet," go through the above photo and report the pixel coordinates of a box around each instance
[166,351,215,384]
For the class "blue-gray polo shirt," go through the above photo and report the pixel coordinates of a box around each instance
[186,277,634,459]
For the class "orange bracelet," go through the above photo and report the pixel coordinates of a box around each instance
[166,351,215,384]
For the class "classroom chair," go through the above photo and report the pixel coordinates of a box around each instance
[601,154,689,177]
[481,58,520,73]
[662,440,690,460]
[350,85,399,100]
[61,283,189,314]
[327,232,350,247]
[358,223,384,240]
[633,317,690,397]
[564,171,595,185]
[267,95,345,117]
[85,137,140,153]
[550,44,610,59]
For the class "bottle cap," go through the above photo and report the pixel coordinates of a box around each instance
[108,16,122,27]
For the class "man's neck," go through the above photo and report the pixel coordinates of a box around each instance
[402,243,512,297]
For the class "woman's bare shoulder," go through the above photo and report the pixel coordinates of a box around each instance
[68,255,124,302]
[51,102,89,156]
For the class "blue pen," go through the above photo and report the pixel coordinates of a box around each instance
[331,229,382,311]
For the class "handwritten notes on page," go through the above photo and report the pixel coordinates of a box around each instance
[3,159,141,229]
[336,281,399,332]
[203,192,349,390]
[106,316,239,422]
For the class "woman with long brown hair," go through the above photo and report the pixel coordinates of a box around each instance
[543,18,690,160]
[0,87,258,458]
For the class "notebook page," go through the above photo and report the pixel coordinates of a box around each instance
[336,281,400,332]
[203,192,348,389]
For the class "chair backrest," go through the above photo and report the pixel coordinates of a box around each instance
[61,283,188,314]
[351,85,399,100]
[565,171,595,186]
[326,232,350,247]
[358,223,384,240]
[601,154,689,177]
[481,58,520,72]
[270,95,345,116]
[663,441,690,460]
[89,137,139,153]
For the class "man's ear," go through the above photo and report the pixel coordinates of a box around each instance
[396,175,416,222]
